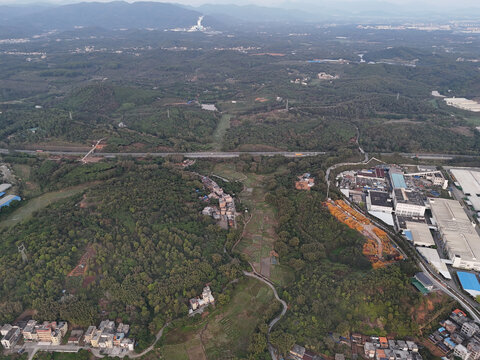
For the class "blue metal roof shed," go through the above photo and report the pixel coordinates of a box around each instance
[404,230,413,241]
[391,173,407,189]
[0,195,21,209]
[457,272,480,297]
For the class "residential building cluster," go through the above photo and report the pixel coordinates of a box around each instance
[429,309,480,360]
[295,173,315,190]
[359,335,421,360]
[188,286,215,316]
[1,320,67,349]
[84,320,134,351]
[201,176,236,228]
[1,319,134,353]
[290,77,310,86]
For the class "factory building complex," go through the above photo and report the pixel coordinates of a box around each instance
[337,164,480,285]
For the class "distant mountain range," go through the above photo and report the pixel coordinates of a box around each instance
[195,0,480,22]
[1,0,480,35]
[1,2,209,32]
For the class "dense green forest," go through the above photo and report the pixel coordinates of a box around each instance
[0,84,220,151]
[0,158,241,348]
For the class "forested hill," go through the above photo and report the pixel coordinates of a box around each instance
[0,158,241,348]
[2,1,215,31]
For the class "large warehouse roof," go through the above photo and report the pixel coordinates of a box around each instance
[406,221,435,247]
[417,247,451,279]
[429,198,480,265]
[450,169,480,211]
[457,272,480,297]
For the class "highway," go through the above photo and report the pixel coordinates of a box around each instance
[380,152,480,160]
[2,147,480,160]
[0,148,326,159]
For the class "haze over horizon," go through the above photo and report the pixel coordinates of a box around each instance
[1,0,479,9]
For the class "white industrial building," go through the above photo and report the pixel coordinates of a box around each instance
[393,188,426,217]
[450,169,480,211]
[406,221,435,247]
[366,190,393,213]
[416,247,451,279]
[429,198,480,271]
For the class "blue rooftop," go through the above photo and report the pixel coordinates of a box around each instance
[444,338,456,348]
[0,192,4,197]
[457,272,480,292]
[391,173,407,189]
[0,195,21,208]
[404,230,413,241]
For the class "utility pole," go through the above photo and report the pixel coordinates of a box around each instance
[167,109,170,119]
[286,99,289,112]
[18,243,28,263]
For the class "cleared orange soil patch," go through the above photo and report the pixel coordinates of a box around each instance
[325,200,403,268]
[68,245,95,277]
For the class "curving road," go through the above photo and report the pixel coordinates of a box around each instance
[418,263,480,322]
[129,322,169,359]
[243,270,288,360]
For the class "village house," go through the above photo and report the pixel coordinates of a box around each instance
[1,327,20,349]
[84,320,134,351]
[295,173,315,190]
[363,337,421,360]
[189,285,215,314]
[0,324,13,336]
[67,330,84,345]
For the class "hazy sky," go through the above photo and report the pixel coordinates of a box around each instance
[0,0,479,8]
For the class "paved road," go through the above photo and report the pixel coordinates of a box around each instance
[129,322,169,358]
[3,147,480,161]
[243,269,287,360]
[21,343,82,360]
[419,262,480,322]
[1,148,326,158]
[380,152,480,160]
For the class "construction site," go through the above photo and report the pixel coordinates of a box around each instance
[326,200,403,268]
